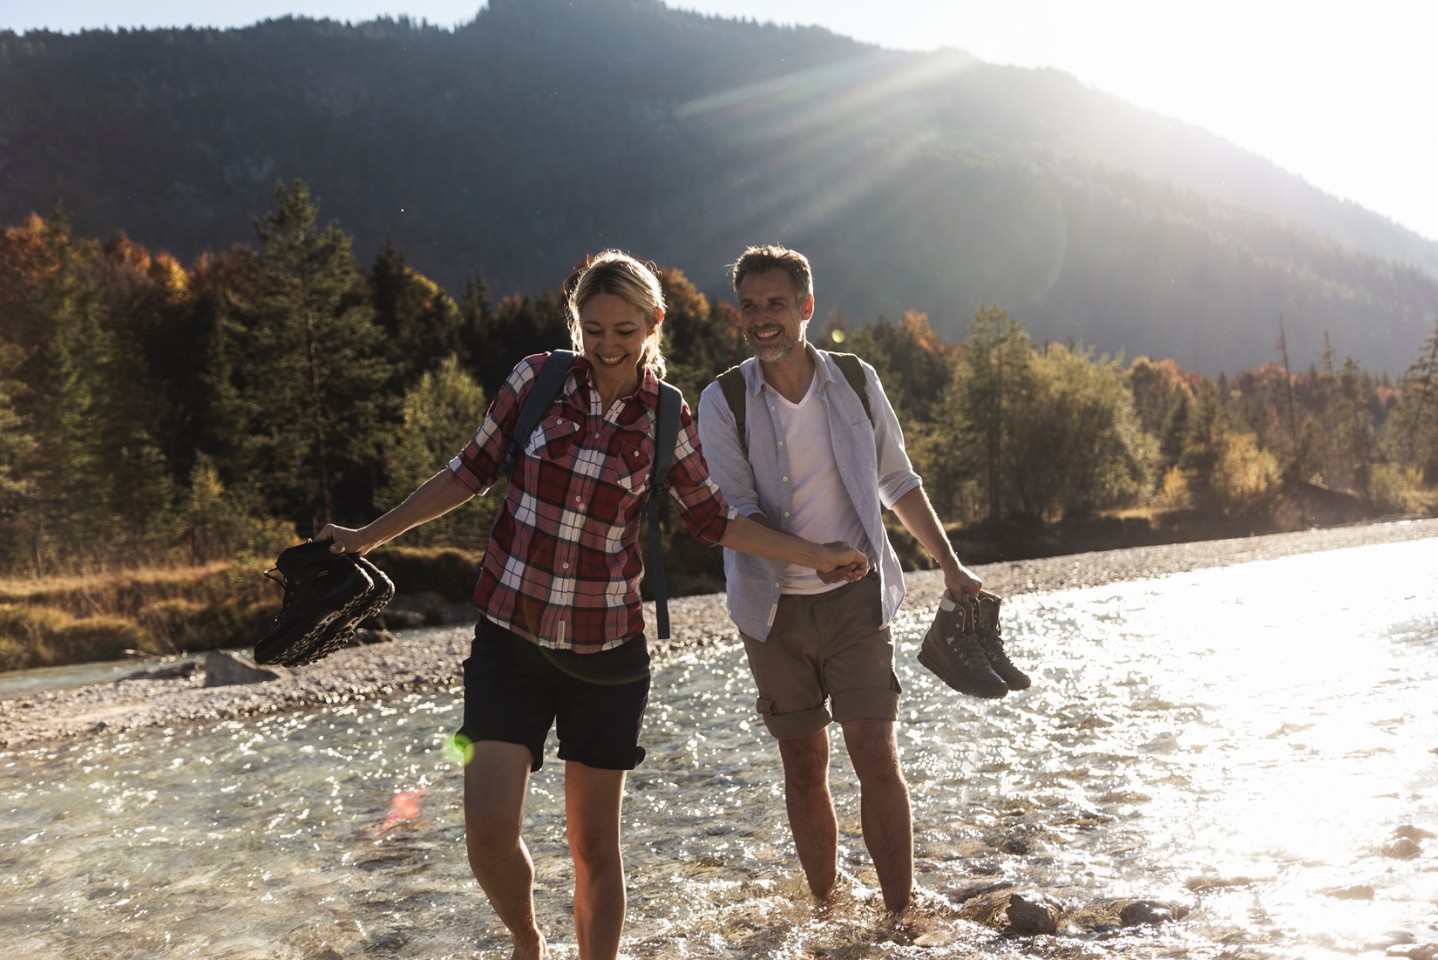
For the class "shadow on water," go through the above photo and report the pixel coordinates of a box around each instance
[1,538,1436,958]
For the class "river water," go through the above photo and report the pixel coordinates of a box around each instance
[2,538,1436,959]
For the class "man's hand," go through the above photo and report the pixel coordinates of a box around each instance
[816,541,869,582]
[944,561,983,599]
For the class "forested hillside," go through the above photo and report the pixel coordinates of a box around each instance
[3,0,1437,375]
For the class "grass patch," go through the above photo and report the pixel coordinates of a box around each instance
[0,604,161,670]
[0,545,488,671]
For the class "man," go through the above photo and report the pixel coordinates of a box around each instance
[697,244,985,914]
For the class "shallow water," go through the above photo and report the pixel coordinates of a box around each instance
[2,538,1436,959]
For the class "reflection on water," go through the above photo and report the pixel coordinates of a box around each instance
[2,538,1436,959]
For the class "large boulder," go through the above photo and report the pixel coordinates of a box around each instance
[203,650,289,687]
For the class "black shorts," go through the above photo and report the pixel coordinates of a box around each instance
[458,618,651,772]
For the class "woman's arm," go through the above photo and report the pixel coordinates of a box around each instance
[718,514,869,579]
[317,468,477,555]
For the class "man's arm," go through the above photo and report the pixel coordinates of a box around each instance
[889,484,982,599]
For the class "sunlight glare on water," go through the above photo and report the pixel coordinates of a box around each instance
[0,536,1435,959]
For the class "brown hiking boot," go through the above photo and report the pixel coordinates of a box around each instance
[918,591,1008,699]
[974,592,1031,691]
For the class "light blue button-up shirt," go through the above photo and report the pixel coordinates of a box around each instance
[697,344,923,641]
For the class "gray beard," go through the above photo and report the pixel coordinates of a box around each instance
[747,329,805,364]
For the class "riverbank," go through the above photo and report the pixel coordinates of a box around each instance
[2,517,1435,752]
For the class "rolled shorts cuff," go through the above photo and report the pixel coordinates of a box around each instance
[757,697,831,740]
[557,742,647,771]
[830,685,900,724]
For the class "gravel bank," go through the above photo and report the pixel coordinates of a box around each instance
[2,517,1434,752]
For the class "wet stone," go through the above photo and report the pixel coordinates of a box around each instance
[1120,900,1177,926]
[1383,837,1423,860]
[1005,891,1061,935]
[1320,884,1376,900]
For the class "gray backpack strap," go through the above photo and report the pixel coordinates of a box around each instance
[646,380,683,640]
[717,364,749,457]
[500,350,576,478]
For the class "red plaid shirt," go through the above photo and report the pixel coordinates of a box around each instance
[449,352,732,652]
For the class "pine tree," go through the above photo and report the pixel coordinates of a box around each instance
[218,180,390,531]
[370,238,467,388]
[952,304,1035,522]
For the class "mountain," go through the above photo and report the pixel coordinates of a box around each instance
[3,0,1436,375]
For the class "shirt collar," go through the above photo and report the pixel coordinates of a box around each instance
[572,354,661,407]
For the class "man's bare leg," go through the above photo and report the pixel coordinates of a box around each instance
[464,741,547,959]
[564,761,628,960]
[842,718,913,913]
[777,728,839,902]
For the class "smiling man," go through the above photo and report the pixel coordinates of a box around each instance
[697,244,987,914]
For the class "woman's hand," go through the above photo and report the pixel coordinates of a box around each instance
[315,524,373,555]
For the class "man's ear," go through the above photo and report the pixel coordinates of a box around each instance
[800,294,815,322]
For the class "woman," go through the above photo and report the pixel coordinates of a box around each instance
[318,250,867,960]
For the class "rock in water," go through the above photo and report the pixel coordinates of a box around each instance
[1005,891,1060,934]
[1120,900,1176,926]
[203,650,288,687]
[1383,837,1422,860]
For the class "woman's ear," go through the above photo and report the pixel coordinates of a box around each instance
[651,306,666,329]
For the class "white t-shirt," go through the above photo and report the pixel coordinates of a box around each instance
[771,373,872,594]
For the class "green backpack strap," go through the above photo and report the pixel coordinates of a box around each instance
[717,364,749,456]
[825,351,873,425]
[647,380,682,639]
[500,350,577,478]
[717,354,870,455]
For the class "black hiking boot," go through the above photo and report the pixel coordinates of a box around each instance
[918,591,1008,699]
[255,542,380,667]
[974,593,1031,691]
[330,554,396,645]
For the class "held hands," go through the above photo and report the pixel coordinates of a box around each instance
[816,541,869,583]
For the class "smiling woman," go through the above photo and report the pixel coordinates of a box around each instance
[568,249,669,409]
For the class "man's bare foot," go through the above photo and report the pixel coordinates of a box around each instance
[510,930,545,960]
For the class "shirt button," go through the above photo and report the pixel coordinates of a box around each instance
[575,496,582,503]
[563,562,570,570]
[782,476,789,482]
[783,511,790,518]
[778,441,785,447]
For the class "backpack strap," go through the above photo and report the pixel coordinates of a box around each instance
[646,380,683,640]
[717,364,749,457]
[826,351,873,425]
[717,353,871,454]
[499,350,577,479]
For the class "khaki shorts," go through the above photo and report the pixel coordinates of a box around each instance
[741,573,901,740]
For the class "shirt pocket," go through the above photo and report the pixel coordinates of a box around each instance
[602,433,653,494]
[525,415,581,466]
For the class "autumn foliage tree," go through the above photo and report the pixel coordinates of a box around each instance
[0,185,1433,581]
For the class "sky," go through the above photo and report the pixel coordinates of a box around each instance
[6,1,1434,244]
